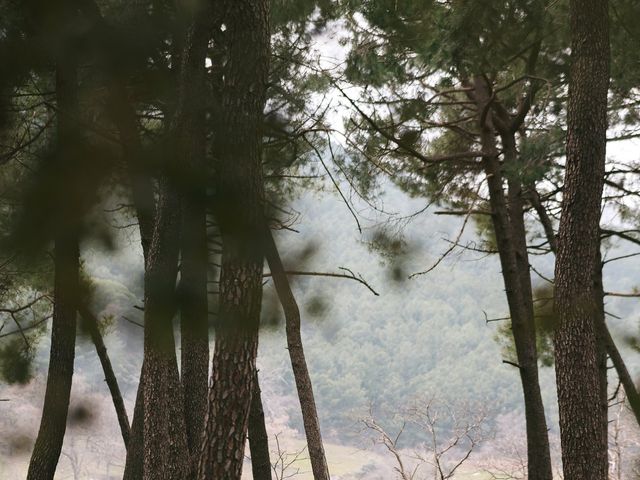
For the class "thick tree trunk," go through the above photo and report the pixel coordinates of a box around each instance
[197,1,270,478]
[79,304,130,446]
[472,77,552,480]
[553,0,610,477]
[176,6,210,466]
[533,188,640,425]
[26,48,81,480]
[533,186,640,427]
[264,227,331,480]
[248,370,273,480]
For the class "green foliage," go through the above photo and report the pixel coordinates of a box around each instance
[339,0,572,220]
[514,128,565,185]
[0,337,36,384]
[610,0,640,95]
[496,284,556,368]
[0,287,51,385]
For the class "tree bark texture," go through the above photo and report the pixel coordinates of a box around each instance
[502,134,553,480]
[264,227,331,480]
[553,0,610,477]
[534,187,640,428]
[472,77,553,480]
[248,370,273,480]
[26,46,81,480]
[142,179,190,480]
[124,369,145,480]
[176,4,211,465]
[197,0,270,478]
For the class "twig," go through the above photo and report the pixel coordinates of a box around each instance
[121,316,144,328]
[502,360,521,369]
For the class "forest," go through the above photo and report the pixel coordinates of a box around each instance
[0,0,639,479]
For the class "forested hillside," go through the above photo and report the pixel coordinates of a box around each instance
[4,180,640,477]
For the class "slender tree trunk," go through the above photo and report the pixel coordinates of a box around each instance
[176,5,210,467]
[75,5,157,475]
[502,135,553,480]
[124,370,144,480]
[604,318,640,424]
[553,0,610,477]
[26,44,80,480]
[197,1,270,477]
[116,87,153,478]
[472,76,552,480]
[248,370,273,480]
[142,178,190,480]
[264,226,331,480]
[79,304,130,446]
[27,234,79,480]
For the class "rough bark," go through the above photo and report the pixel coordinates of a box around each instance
[142,178,190,480]
[472,77,552,480]
[248,370,273,480]
[176,5,210,465]
[26,45,81,480]
[197,0,270,478]
[534,188,640,426]
[27,234,79,480]
[79,304,130,446]
[553,0,610,477]
[123,370,144,480]
[502,135,553,480]
[264,226,331,480]
[592,249,609,464]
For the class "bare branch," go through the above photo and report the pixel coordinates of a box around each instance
[263,268,379,296]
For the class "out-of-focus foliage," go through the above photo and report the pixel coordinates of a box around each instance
[496,284,556,368]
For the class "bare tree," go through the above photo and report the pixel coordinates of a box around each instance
[361,399,489,480]
[270,434,308,480]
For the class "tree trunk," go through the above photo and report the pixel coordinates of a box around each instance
[248,370,273,480]
[142,178,190,480]
[27,234,79,480]
[176,5,210,467]
[264,226,331,480]
[503,135,553,480]
[79,304,130,446]
[75,5,157,475]
[553,0,610,476]
[532,186,640,426]
[472,77,552,480]
[593,248,609,438]
[197,0,270,477]
[26,45,80,480]
[124,369,144,480]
